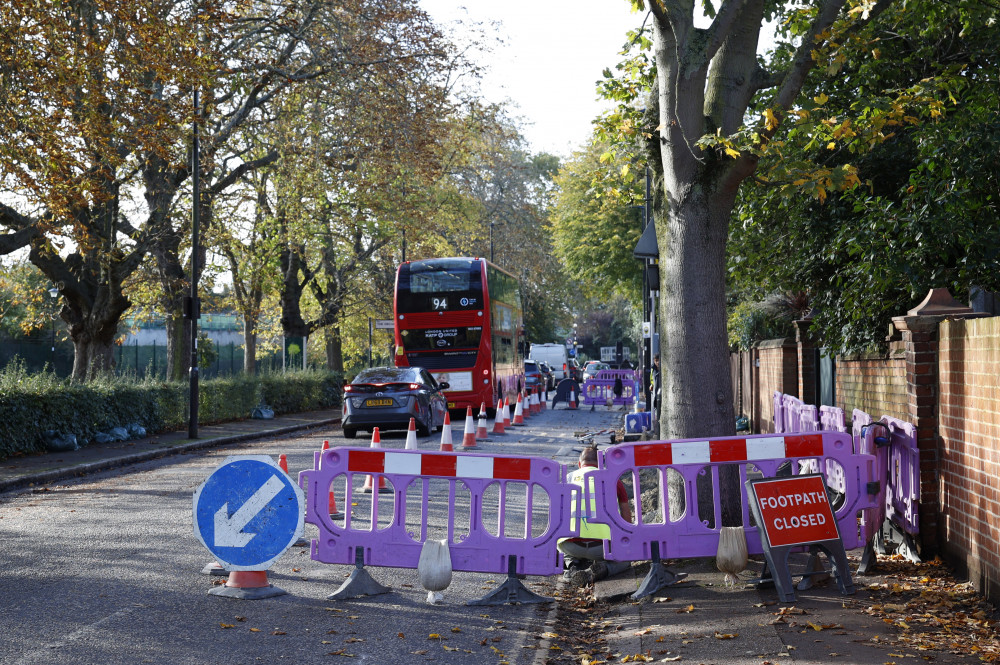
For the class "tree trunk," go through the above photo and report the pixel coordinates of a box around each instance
[165,311,188,381]
[325,326,344,372]
[656,194,735,439]
[243,320,258,375]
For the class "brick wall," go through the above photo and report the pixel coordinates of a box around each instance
[756,338,798,433]
[837,348,908,423]
[937,317,1000,602]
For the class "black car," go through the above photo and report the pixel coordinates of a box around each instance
[342,367,449,439]
[524,360,543,391]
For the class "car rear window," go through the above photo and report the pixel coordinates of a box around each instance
[352,367,420,384]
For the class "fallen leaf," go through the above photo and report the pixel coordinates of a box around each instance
[676,604,695,614]
[397,632,404,639]
[220,623,235,629]
[428,633,441,640]
[249,628,260,633]
[653,597,672,603]
[271,631,286,635]
[410,650,427,655]
[714,632,738,640]
[451,627,462,633]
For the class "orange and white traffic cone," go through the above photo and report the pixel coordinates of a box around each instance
[476,403,489,440]
[461,406,479,450]
[540,387,547,410]
[439,411,454,452]
[502,397,511,429]
[321,441,343,517]
[531,388,540,415]
[363,428,392,493]
[208,569,286,599]
[512,393,525,425]
[569,387,578,409]
[278,453,289,474]
[405,417,418,450]
[492,398,506,435]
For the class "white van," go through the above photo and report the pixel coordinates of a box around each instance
[529,343,571,380]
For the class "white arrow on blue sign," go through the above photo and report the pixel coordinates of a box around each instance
[193,455,304,571]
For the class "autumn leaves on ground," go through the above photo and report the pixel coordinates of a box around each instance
[541,556,999,665]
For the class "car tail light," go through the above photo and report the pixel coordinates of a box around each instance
[408,383,420,390]
[344,385,355,392]
[563,363,567,372]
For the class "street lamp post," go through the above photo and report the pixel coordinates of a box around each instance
[48,286,59,363]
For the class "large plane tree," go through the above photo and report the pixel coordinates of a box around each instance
[631,0,900,438]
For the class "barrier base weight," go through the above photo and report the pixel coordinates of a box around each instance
[328,549,391,600]
[467,576,550,606]
[631,564,687,600]
[202,561,228,576]
[327,568,391,600]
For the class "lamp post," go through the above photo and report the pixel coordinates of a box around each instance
[48,286,59,360]
[490,221,494,263]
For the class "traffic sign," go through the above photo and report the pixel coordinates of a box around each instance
[193,455,304,571]
[749,474,839,547]
[374,319,394,330]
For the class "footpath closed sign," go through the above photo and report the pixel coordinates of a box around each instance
[746,473,855,602]
[748,474,839,547]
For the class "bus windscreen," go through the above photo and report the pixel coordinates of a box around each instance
[397,259,483,313]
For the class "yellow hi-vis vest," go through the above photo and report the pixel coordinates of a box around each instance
[558,467,611,543]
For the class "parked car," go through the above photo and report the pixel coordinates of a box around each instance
[524,360,543,391]
[341,366,449,439]
[567,357,583,382]
[529,342,570,380]
[583,361,610,382]
[535,360,556,391]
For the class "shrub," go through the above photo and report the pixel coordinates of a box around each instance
[0,364,343,461]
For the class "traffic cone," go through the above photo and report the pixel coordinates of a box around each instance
[439,411,454,451]
[520,391,531,420]
[461,406,479,450]
[278,453,289,474]
[208,570,286,599]
[405,417,418,450]
[476,403,489,440]
[321,441,343,518]
[502,397,511,428]
[531,388,540,415]
[541,387,547,410]
[492,398,506,435]
[569,387,578,409]
[363,428,392,493]
[512,393,525,425]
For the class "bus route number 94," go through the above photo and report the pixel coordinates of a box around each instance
[432,297,448,310]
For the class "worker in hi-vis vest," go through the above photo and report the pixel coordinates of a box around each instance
[557,445,633,586]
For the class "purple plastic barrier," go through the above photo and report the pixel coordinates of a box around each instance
[782,394,805,433]
[773,391,785,433]
[880,416,920,536]
[581,369,640,407]
[820,406,847,432]
[590,432,879,563]
[799,404,820,432]
[853,409,887,546]
[299,448,574,576]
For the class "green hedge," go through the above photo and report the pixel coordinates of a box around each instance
[0,362,342,461]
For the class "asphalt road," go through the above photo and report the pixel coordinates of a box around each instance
[0,404,620,665]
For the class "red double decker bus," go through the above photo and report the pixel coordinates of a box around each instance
[393,257,524,415]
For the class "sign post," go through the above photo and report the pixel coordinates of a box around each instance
[746,474,855,602]
[194,455,305,598]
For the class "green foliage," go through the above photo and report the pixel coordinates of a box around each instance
[197,332,218,371]
[551,138,643,307]
[0,365,342,461]
[729,2,1000,353]
[727,301,796,351]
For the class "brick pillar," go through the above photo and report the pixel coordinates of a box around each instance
[891,288,983,556]
[795,317,817,405]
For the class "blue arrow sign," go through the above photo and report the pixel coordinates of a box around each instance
[193,455,304,571]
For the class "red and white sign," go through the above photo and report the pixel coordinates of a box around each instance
[749,475,840,548]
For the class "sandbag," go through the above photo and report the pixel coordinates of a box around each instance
[417,538,452,592]
[716,525,749,586]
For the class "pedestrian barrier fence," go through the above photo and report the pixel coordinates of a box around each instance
[299,447,575,604]
[820,406,847,432]
[587,432,879,597]
[582,369,639,408]
[775,395,921,572]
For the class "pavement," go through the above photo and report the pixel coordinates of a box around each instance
[2,404,994,665]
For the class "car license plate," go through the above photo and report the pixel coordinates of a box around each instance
[447,402,455,408]
[364,398,394,407]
